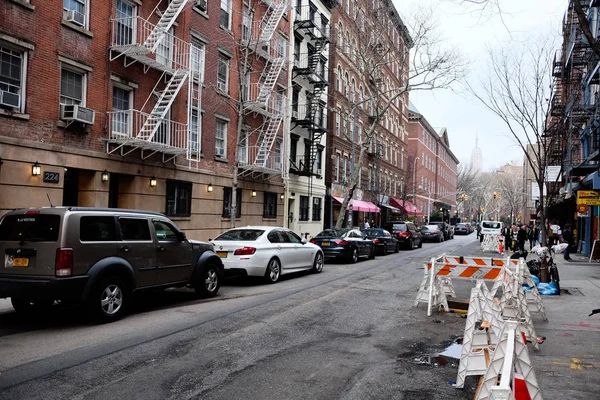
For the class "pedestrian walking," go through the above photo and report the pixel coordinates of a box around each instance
[517,225,527,252]
[562,224,573,261]
[503,225,512,251]
[528,225,538,250]
[363,220,370,229]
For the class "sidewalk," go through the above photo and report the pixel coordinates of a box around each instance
[475,245,600,399]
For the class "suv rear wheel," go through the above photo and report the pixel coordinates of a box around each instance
[195,264,220,298]
[90,276,129,322]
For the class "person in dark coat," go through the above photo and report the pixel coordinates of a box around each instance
[517,225,528,252]
[562,224,573,261]
[528,224,538,250]
[502,225,512,251]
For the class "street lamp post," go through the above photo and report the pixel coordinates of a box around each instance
[418,185,431,224]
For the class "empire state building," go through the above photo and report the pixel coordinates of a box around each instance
[470,134,483,172]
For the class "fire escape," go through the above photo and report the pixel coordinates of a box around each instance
[238,0,289,179]
[106,0,202,165]
[563,0,594,179]
[291,3,330,195]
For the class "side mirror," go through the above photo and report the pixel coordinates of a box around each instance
[177,231,187,242]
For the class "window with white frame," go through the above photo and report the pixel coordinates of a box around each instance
[275,140,282,169]
[63,0,88,28]
[115,0,136,45]
[217,53,230,93]
[242,7,252,41]
[238,124,249,163]
[335,110,340,136]
[334,153,340,182]
[0,43,27,113]
[60,67,85,106]
[277,34,287,58]
[220,0,232,29]
[156,27,174,68]
[191,42,205,83]
[189,108,201,154]
[215,118,227,158]
[111,86,132,136]
[343,156,348,183]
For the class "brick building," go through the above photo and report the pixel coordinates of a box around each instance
[0,0,290,240]
[325,0,411,228]
[406,102,459,222]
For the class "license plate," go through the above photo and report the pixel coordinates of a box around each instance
[217,251,227,258]
[321,242,330,247]
[12,257,29,267]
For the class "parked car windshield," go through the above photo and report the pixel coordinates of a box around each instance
[422,225,439,231]
[214,229,265,241]
[315,229,348,238]
[0,214,61,242]
[389,223,407,232]
[362,229,383,236]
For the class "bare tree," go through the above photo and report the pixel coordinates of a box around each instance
[467,35,562,281]
[334,3,467,228]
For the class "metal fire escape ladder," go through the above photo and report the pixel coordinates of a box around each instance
[258,0,288,44]
[144,0,190,51]
[137,69,189,142]
[257,57,286,105]
[254,115,284,166]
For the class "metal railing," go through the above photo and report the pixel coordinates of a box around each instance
[292,103,328,127]
[246,84,287,114]
[110,16,191,71]
[237,145,283,172]
[108,109,188,152]
[294,5,331,40]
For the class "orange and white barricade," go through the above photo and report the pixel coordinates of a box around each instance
[454,280,506,388]
[415,255,514,316]
[475,320,543,400]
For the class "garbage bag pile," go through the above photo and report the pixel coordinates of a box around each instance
[525,260,560,295]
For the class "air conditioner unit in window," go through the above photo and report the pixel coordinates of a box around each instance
[216,147,226,157]
[292,110,298,119]
[66,10,85,26]
[60,104,96,125]
[196,0,207,11]
[316,168,322,176]
[0,90,20,108]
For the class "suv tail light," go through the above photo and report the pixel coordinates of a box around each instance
[234,247,256,256]
[55,248,73,277]
[334,239,349,246]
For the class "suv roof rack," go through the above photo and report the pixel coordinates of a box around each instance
[67,207,165,216]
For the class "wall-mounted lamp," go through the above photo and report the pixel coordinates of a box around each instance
[280,193,285,200]
[251,189,257,197]
[101,170,109,183]
[32,161,41,176]
[207,183,213,192]
[150,176,157,187]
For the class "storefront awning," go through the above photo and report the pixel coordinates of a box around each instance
[333,197,381,213]
[389,197,423,216]
[379,203,402,213]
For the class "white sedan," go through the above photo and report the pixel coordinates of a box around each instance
[210,226,324,283]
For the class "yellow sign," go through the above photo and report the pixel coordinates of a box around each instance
[576,191,600,205]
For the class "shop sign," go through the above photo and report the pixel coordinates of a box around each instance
[577,204,590,217]
[576,190,600,205]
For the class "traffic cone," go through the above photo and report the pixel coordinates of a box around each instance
[499,240,504,254]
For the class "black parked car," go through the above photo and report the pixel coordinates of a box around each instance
[310,229,375,263]
[382,221,422,250]
[421,224,444,242]
[454,223,471,235]
[429,221,452,240]
[361,228,399,255]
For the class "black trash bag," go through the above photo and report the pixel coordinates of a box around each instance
[526,259,540,278]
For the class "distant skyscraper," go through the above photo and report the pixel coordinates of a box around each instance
[470,133,483,172]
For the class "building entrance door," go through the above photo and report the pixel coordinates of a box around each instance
[62,168,80,206]
[109,174,121,208]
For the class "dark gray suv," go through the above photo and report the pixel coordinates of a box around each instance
[0,207,224,321]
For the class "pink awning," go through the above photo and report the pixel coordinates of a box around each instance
[389,198,423,216]
[333,197,381,213]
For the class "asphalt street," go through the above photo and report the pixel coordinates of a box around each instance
[0,234,599,399]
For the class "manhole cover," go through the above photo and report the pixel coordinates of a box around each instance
[561,287,583,295]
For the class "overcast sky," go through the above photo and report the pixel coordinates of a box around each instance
[396,0,567,171]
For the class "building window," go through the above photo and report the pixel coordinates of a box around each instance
[275,140,282,169]
[191,42,205,83]
[115,0,136,45]
[220,0,232,29]
[312,197,322,221]
[156,27,174,68]
[242,7,252,40]
[263,192,277,218]
[63,0,88,28]
[60,67,85,106]
[299,195,309,221]
[277,34,287,58]
[336,66,341,91]
[0,44,26,113]
[334,153,340,182]
[189,108,201,154]
[223,187,242,218]
[111,86,132,136]
[343,156,348,183]
[215,118,227,158]
[316,148,323,174]
[217,54,230,93]
[166,180,192,217]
